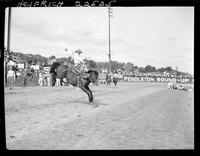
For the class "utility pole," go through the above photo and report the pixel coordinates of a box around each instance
[108,5,113,74]
[5,7,12,87]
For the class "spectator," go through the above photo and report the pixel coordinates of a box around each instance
[113,71,119,79]
[43,72,47,86]
[50,59,60,87]
[62,78,68,86]
[47,73,51,86]
[56,77,61,86]
[22,69,27,87]
[35,70,39,76]
[167,82,172,89]
[7,59,16,68]
[7,66,16,89]
[38,71,43,86]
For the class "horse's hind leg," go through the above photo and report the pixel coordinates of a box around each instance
[85,85,93,102]
[83,86,98,107]
[80,85,93,103]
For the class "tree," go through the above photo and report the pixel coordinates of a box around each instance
[123,62,134,73]
[89,60,97,69]
[164,66,173,73]
[32,57,38,64]
[110,61,118,72]
[28,60,32,65]
[49,55,56,60]
[138,66,148,73]
[84,59,97,69]
[144,65,156,73]
[157,67,165,73]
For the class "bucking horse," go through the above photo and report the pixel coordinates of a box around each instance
[50,62,99,105]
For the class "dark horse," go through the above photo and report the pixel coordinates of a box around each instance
[50,62,61,86]
[50,62,99,104]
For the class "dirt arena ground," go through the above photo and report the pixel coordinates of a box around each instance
[4,82,194,150]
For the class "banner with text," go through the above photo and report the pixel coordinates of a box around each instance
[123,75,194,84]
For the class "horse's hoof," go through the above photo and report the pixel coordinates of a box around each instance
[89,101,97,107]
[93,104,98,108]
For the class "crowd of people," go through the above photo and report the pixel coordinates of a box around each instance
[38,70,52,86]
[7,67,69,88]
[5,49,87,89]
[37,69,71,87]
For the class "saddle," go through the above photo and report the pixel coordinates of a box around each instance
[70,65,88,79]
[65,66,88,87]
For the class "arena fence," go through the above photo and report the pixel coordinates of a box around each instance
[5,74,194,88]
[10,75,39,87]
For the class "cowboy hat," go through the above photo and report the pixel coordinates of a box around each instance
[74,49,82,54]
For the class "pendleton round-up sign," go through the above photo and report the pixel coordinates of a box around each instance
[123,75,194,84]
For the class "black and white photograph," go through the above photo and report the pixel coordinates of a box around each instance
[3,0,194,150]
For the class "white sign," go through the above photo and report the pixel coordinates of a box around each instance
[44,67,50,71]
[17,63,25,69]
[123,76,193,84]
[30,65,40,70]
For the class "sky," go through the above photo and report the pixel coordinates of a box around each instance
[4,7,194,74]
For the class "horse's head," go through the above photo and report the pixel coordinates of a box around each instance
[86,70,98,84]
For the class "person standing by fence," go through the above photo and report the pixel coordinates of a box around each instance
[49,59,60,87]
[43,72,48,86]
[38,70,43,86]
[7,66,16,89]
[56,77,61,86]
[22,69,27,87]
[47,72,51,86]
